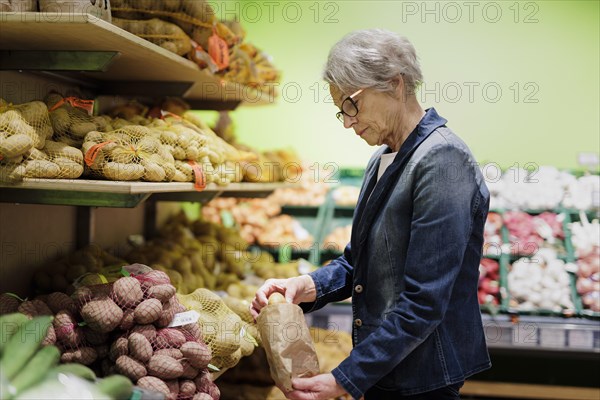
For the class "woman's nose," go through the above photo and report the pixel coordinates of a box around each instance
[343,114,357,129]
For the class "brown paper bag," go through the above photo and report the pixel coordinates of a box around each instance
[257,302,320,392]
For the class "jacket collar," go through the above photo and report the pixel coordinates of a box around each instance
[351,108,448,260]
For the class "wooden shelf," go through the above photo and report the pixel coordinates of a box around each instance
[0,12,275,107]
[0,179,292,207]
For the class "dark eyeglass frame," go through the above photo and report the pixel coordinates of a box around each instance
[335,89,364,123]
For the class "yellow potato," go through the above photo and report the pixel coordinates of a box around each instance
[0,164,26,182]
[102,162,144,181]
[160,130,178,144]
[25,147,49,161]
[83,131,104,144]
[175,161,194,181]
[173,146,186,160]
[70,122,97,138]
[108,146,136,164]
[44,140,84,163]
[268,292,286,305]
[185,145,200,161]
[137,137,161,153]
[0,133,34,158]
[53,157,84,179]
[49,108,71,135]
[25,159,60,178]
[141,159,166,182]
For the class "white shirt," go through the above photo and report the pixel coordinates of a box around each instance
[377,151,398,181]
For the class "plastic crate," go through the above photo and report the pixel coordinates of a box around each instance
[258,204,330,265]
[564,209,600,319]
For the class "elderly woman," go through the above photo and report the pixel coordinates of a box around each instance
[251,29,491,400]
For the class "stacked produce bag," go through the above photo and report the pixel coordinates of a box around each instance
[110,0,280,91]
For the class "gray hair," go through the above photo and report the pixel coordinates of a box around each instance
[323,29,423,95]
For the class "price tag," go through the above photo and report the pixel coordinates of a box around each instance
[511,323,539,347]
[568,329,594,349]
[539,327,566,348]
[168,310,200,328]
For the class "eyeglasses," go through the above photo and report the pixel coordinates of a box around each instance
[335,89,364,123]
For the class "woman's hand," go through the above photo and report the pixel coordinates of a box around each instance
[286,374,347,400]
[250,275,316,319]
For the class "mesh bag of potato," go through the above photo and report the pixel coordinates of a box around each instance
[110,0,239,55]
[82,125,183,182]
[113,18,192,56]
[149,114,247,186]
[45,93,110,148]
[0,103,84,182]
[177,289,257,372]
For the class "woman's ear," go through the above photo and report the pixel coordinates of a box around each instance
[389,75,405,99]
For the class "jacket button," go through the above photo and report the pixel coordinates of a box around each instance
[354,284,363,293]
[354,318,363,327]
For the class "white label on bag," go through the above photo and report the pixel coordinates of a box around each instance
[168,310,200,328]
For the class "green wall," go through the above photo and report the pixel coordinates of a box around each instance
[205,1,599,170]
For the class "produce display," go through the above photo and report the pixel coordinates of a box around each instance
[256,215,314,250]
[504,211,565,257]
[569,213,600,312]
[478,259,501,307]
[127,213,303,293]
[331,186,360,206]
[322,225,352,253]
[485,165,598,211]
[483,212,503,257]
[3,265,222,399]
[201,197,281,244]
[507,249,575,313]
[562,175,600,211]
[270,182,329,206]
[0,313,133,400]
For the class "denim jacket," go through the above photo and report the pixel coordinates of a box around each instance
[302,108,491,399]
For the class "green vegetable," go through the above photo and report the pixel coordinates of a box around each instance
[0,313,29,355]
[96,375,133,400]
[52,363,96,381]
[0,316,52,380]
[11,345,60,396]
